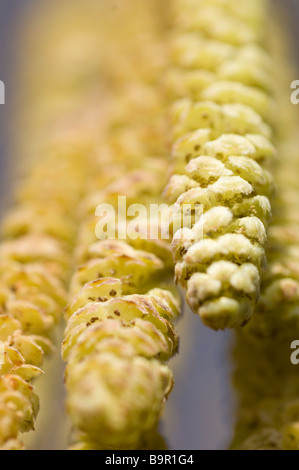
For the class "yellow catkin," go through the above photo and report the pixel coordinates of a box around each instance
[0,0,107,448]
[162,0,278,330]
[63,160,180,449]
[4,0,297,451]
[231,17,299,450]
[0,0,178,449]
[230,338,299,450]
[240,142,299,341]
[0,137,89,449]
[58,0,181,450]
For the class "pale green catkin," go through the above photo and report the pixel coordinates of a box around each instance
[231,149,299,449]
[60,1,181,450]
[231,21,299,450]
[163,0,277,330]
[0,118,90,450]
[0,0,106,448]
[63,161,180,449]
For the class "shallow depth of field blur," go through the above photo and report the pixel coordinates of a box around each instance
[0,0,298,450]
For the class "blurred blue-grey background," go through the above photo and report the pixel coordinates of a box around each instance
[0,0,298,451]
[0,0,37,211]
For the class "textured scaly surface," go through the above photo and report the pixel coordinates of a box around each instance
[60,0,181,450]
[231,21,299,450]
[164,0,277,330]
[0,0,105,449]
